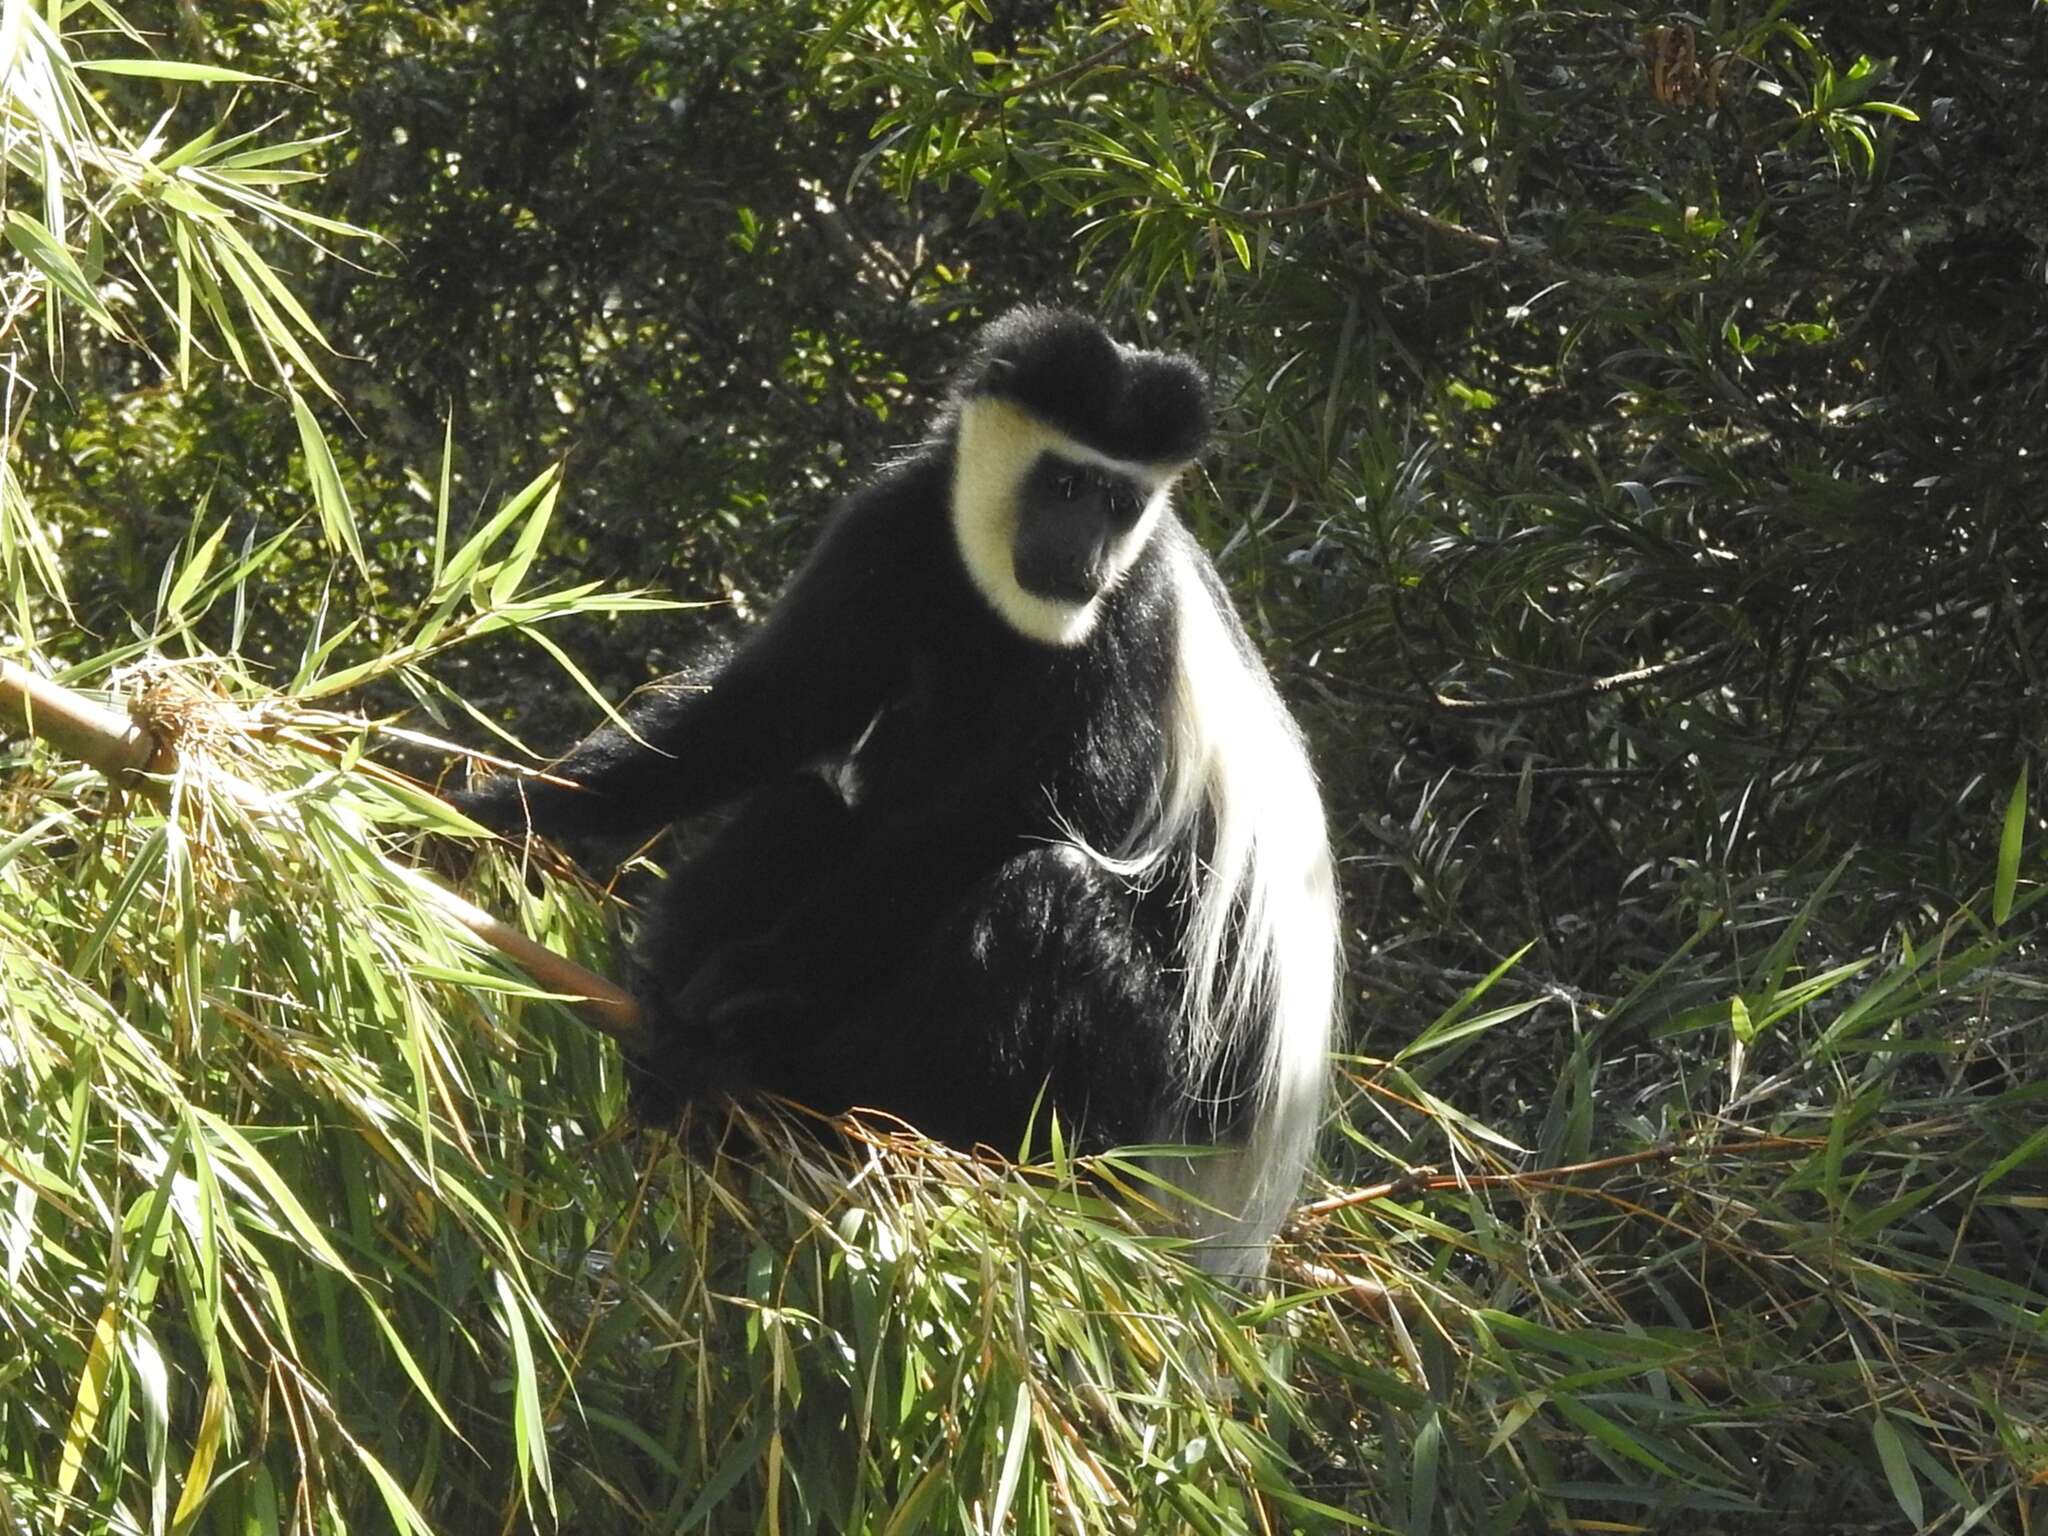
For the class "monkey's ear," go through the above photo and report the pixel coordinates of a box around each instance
[1121,351,1212,465]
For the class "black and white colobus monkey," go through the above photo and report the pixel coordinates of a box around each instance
[457,307,1339,1276]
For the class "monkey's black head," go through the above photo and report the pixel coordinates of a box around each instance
[957,306,1212,467]
[947,306,1213,647]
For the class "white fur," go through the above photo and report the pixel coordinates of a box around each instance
[950,397,1175,647]
[950,399,1339,1279]
[1151,531,1338,1279]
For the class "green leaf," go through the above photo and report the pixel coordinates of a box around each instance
[488,463,563,606]
[987,1379,1034,1530]
[216,241,336,397]
[1993,761,2026,925]
[190,1112,354,1277]
[56,1299,119,1497]
[79,58,274,83]
[169,1376,227,1533]
[291,390,367,575]
[1395,942,1533,1061]
[495,1269,555,1506]
[1869,1412,1924,1526]
[432,409,455,589]
[5,210,119,331]
[880,1456,952,1536]
[1729,991,1756,1045]
[162,518,229,623]
[1224,223,1252,270]
[430,462,562,602]
[1755,852,1850,1005]
[348,1438,431,1534]
[1395,998,1543,1059]
[1977,1121,2048,1194]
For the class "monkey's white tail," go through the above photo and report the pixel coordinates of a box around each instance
[1154,529,1340,1280]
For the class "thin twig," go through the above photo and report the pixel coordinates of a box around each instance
[1294,1132,1823,1222]
[1228,184,1376,223]
[1427,640,1737,712]
[991,35,1139,104]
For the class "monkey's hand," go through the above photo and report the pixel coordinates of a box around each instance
[627,940,822,1108]
[670,940,825,1047]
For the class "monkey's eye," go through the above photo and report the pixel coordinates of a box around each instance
[1054,472,1084,502]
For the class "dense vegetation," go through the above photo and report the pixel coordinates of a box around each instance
[1,1,2042,1532]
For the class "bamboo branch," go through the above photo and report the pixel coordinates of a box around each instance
[0,657,166,778]
[0,657,644,1044]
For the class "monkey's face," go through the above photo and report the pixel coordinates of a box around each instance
[947,308,1208,647]
[950,395,1176,648]
[1011,454,1151,605]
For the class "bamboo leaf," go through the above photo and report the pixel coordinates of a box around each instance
[495,1268,554,1506]
[487,462,562,606]
[429,461,562,603]
[1977,1121,2048,1194]
[1395,942,1534,1060]
[5,209,119,331]
[190,1111,354,1277]
[169,1375,226,1533]
[162,517,229,623]
[291,390,368,574]
[55,1299,119,1497]
[881,1456,952,1536]
[348,1438,433,1534]
[1870,1412,1925,1527]
[79,58,274,82]
[1729,991,1756,1045]
[432,409,454,590]
[987,1378,1034,1531]
[1993,762,2026,926]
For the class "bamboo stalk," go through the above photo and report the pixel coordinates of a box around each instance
[0,657,165,778]
[0,657,644,1044]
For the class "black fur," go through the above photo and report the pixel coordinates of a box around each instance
[456,308,1225,1151]
[954,306,1212,466]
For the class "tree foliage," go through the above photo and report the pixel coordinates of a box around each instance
[1,1,2044,1532]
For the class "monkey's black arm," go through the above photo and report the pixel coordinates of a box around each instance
[456,483,928,842]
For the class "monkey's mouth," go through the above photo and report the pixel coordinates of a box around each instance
[1012,512,1115,605]
[1014,545,1109,605]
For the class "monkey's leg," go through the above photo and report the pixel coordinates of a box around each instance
[749,846,1183,1154]
[629,771,855,1110]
